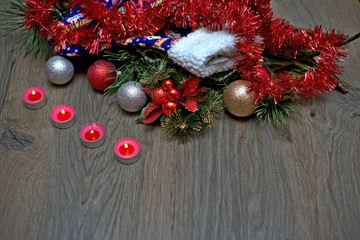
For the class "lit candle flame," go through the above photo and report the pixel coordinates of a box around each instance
[119,142,134,156]
[61,109,65,115]
[32,90,36,96]
[90,130,94,135]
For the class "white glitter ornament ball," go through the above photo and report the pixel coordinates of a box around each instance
[117,81,147,112]
[45,56,75,85]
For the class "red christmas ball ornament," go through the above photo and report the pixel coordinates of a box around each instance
[162,79,174,90]
[162,101,178,116]
[87,60,116,91]
[255,64,271,79]
[167,88,180,100]
[151,87,167,105]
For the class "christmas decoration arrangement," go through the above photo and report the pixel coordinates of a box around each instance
[1,0,360,143]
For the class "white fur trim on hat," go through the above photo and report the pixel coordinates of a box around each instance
[167,28,241,78]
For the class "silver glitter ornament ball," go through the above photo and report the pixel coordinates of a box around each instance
[117,81,148,112]
[45,55,75,85]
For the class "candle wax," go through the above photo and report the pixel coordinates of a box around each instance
[28,91,42,101]
[57,110,72,121]
[119,144,135,155]
[84,130,100,141]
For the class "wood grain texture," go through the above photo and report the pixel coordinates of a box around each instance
[0,0,359,239]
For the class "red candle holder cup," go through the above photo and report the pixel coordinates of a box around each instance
[50,105,76,129]
[115,138,141,164]
[22,87,47,109]
[80,123,105,148]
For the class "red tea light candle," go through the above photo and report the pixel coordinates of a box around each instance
[115,138,141,164]
[80,123,105,148]
[50,105,76,129]
[22,87,47,109]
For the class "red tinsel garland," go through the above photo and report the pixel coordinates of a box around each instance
[22,0,348,102]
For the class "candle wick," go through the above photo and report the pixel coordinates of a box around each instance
[90,130,96,140]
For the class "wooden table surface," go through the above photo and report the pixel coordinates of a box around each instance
[1,0,359,239]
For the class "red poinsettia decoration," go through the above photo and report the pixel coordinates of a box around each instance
[142,76,206,124]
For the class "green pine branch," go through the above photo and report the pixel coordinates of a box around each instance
[263,53,317,75]
[18,28,54,58]
[161,110,203,143]
[198,90,224,127]
[206,69,242,92]
[341,31,360,46]
[104,47,190,95]
[0,0,26,35]
[104,48,147,95]
[255,92,302,127]
[50,2,71,20]
[0,0,72,58]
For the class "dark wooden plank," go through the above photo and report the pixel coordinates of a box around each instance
[0,0,359,239]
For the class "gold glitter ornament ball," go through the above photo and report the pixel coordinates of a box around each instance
[224,80,256,117]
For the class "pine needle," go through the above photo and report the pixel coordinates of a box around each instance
[104,49,145,95]
[161,110,202,143]
[255,92,302,127]
[199,90,224,127]
[0,0,26,36]
[0,0,55,58]
[341,31,360,46]
[104,47,189,95]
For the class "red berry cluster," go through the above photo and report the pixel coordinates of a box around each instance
[142,76,205,124]
[150,79,181,116]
